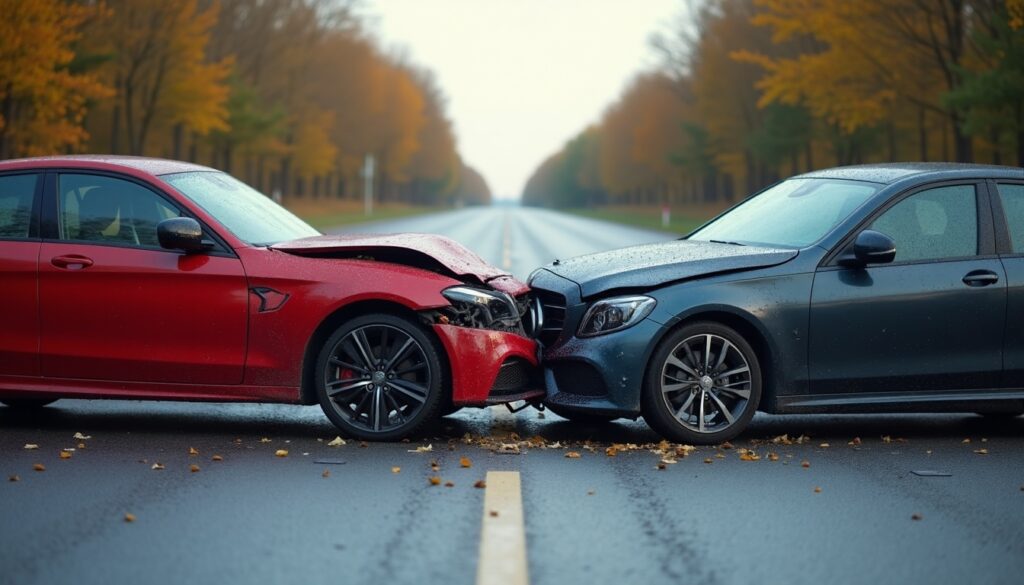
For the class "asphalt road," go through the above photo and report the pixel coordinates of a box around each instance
[3,206,1023,585]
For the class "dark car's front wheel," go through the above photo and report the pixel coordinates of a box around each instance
[315,313,445,441]
[642,322,762,445]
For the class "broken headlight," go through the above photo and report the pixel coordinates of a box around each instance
[441,286,520,330]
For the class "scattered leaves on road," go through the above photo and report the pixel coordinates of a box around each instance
[801,460,811,468]
[73,432,91,440]
[327,436,346,447]
[322,469,331,478]
[719,441,735,450]
[738,449,761,461]
[961,438,971,444]
[703,458,713,464]
[259,437,272,443]
[190,464,200,473]
[274,450,288,457]
[911,513,923,521]
[767,452,780,462]
[124,513,136,523]
[474,480,486,489]
[459,457,472,468]
[59,451,71,460]
[848,437,862,446]
[974,449,989,455]
[497,443,521,455]
[9,475,20,482]
[429,476,442,486]
[408,444,433,453]
[151,463,165,470]
[391,466,401,474]
[565,451,581,459]
[211,455,223,462]
[489,510,499,517]
[33,464,45,472]
[23,444,38,450]
[188,447,199,455]
[444,481,454,488]
[814,487,822,493]
[819,443,830,448]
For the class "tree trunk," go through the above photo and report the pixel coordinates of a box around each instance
[951,112,973,162]
[172,123,184,160]
[918,107,928,161]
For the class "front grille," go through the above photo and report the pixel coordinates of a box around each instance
[552,361,607,397]
[532,288,566,346]
[490,358,538,396]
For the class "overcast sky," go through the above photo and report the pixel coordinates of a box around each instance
[359,0,685,200]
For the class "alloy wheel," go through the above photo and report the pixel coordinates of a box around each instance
[659,333,753,434]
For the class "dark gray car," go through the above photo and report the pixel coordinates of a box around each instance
[529,163,1024,444]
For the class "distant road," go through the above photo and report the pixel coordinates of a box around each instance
[330,205,673,280]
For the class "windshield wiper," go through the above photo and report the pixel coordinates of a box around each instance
[709,239,746,246]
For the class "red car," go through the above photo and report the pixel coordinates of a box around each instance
[0,156,541,440]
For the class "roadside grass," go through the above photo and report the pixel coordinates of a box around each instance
[285,198,446,231]
[565,204,727,235]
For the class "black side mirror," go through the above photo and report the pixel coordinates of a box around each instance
[838,229,896,267]
[158,217,212,253]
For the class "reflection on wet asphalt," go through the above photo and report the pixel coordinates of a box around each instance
[2,207,1022,585]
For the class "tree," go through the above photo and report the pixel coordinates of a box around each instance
[0,0,111,158]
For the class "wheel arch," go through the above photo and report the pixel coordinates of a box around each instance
[299,299,450,405]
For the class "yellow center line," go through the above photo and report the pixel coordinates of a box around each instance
[476,471,529,585]
[501,212,513,271]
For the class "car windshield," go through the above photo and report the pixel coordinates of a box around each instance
[162,171,319,246]
[688,178,880,248]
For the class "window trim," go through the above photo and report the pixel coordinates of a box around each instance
[988,179,1024,257]
[821,180,993,269]
[41,169,236,258]
[0,171,43,242]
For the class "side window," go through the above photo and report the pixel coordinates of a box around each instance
[58,174,181,248]
[0,174,38,239]
[869,185,977,263]
[997,184,1024,253]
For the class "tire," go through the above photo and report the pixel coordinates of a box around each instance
[544,403,618,424]
[2,398,58,409]
[642,321,762,445]
[315,313,446,441]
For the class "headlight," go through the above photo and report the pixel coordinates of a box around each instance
[441,286,519,328]
[578,295,656,337]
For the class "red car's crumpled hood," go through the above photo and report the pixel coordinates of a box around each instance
[270,233,528,295]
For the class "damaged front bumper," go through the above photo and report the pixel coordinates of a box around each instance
[431,324,544,406]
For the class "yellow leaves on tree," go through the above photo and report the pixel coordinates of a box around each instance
[293,108,338,178]
[0,0,112,158]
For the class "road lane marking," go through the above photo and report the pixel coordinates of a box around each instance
[501,212,513,271]
[477,471,529,585]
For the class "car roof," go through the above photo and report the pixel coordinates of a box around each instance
[794,162,1024,184]
[0,155,216,177]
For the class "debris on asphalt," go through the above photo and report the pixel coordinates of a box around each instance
[151,463,165,470]
[497,443,521,454]
[911,470,952,477]
[587,490,595,496]
[188,447,199,455]
[720,441,735,450]
[275,449,289,457]
[819,443,830,448]
[474,480,486,489]
[124,513,136,523]
[322,469,330,478]
[489,510,499,517]
[974,449,989,455]
[23,444,38,450]
[33,464,45,472]
[962,438,971,444]
[77,443,87,449]
[565,451,581,459]
[190,464,200,473]
[814,487,822,493]
[703,458,713,464]
[59,451,72,460]
[359,442,368,448]
[408,444,433,453]
[459,457,472,468]
[882,435,893,443]
[211,455,223,462]
[911,513,923,521]
[9,475,20,482]
[605,446,618,457]
[444,481,454,487]
[73,432,91,440]
[767,452,780,462]
[656,462,667,470]
[849,437,862,446]
[801,460,811,468]
[392,466,401,473]
[327,436,346,447]
[429,476,441,486]
[738,449,761,461]
[259,437,272,443]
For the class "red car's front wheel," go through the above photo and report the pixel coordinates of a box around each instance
[315,313,445,441]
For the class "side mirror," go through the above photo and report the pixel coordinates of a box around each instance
[158,217,212,253]
[838,229,896,267]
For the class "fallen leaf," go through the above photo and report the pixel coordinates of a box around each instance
[676,445,697,457]
[9,475,19,482]
[738,449,761,461]
[391,466,401,474]
[33,464,45,472]
[151,463,165,470]
[974,449,989,455]
[77,443,86,449]
[429,476,442,486]
[771,434,793,445]
[275,450,288,457]
[586,489,595,496]
[605,446,618,457]
[327,436,346,447]
[188,447,199,455]
[474,480,486,489]
[444,481,454,487]
[430,460,440,472]
[819,443,830,448]
[814,486,822,493]
[720,441,735,450]
[460,457,472,468]
[23,444,38,450]
[489,510,499,517]
[322,469,330,478]
[59,451,71,460]
[190,464,200,473]
[359,441,368,448]
[714,453,726,459]
[211,455,223,462]
[259,437,272,443]
[911,513,923,521]
[981,437,988,443]
[497,443,521,454]
[801,460,811,468]
[767,452,780,462]
[656,462,667,470]
[848,437,862,446]
[881,435,893,444]
[124,513,136,523]
[73,432,91,440]
[703,458,713,464]
[961,438,971,444]
[565,451,582,459]
[408,444,433,453]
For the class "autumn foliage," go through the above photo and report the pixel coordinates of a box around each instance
[524,0,1024,209]
[0,0,489,206]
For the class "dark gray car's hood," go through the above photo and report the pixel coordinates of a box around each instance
[541,240,798,297]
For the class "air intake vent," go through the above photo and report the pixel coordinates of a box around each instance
[531,288,566,346]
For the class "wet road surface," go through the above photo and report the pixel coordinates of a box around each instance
[2,206,1023,585]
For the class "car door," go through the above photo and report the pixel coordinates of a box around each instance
[38,171,248,386]
[808,182,1004,395]
[990,180,1024,388]
[0,172,42,377]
